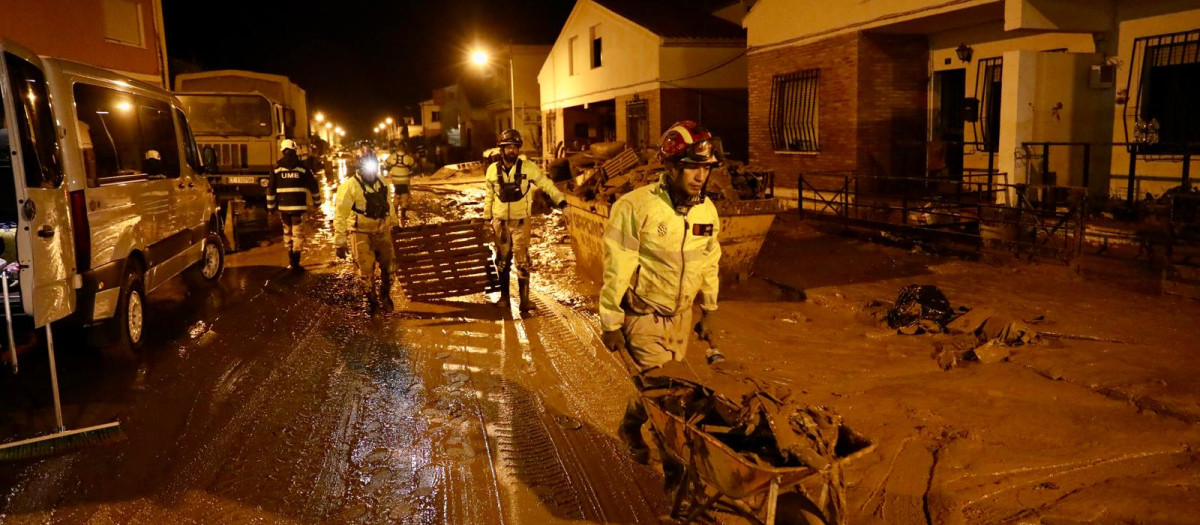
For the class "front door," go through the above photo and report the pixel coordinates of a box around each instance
[0,41,76,327]
[934,69,966,180]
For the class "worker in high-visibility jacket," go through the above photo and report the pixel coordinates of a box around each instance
[267,139,320,270]
[483,129,567,311]
[334,150,397,314]
[383,139,417,226]
[599,120,724,464]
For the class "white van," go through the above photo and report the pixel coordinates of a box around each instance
[0,40,224,359]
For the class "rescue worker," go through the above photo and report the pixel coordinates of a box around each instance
[599,121,724,463]
[382,139,416,226]
[333,150,397,314]
[267,139,320,270]
[483,129,567,311]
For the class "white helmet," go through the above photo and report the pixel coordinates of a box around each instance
[280,139,298,152]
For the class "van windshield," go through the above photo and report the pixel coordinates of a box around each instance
[176,94,273,137]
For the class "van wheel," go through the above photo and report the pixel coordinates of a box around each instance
[102,261,146,361]
[184,231,225,288]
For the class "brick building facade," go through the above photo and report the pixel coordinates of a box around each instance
[748,32,928,194]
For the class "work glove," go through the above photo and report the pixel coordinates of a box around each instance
[695,310,716,341]
[335,243,349,260]
[601,329,626,353]
[554,199,568,209]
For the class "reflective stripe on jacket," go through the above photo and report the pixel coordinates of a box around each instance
[483,157,565,221]
[599,177,721,332]
[267,158,320,214]
[384,152,415,186]
[334,174,395,244]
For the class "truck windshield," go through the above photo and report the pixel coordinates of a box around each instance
[176,94,273,137]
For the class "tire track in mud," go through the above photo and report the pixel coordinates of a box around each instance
[386,288,664,524]
[497,290,666,523]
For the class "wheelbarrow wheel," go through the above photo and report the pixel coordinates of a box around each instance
[774,492,831,525]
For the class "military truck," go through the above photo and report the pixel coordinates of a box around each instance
[175,70,311,250]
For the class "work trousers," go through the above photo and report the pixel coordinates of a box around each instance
[393,185,411,211]
[351,229,395,291]
[281,213,305,253]
[622,308,694,437]
[491,218,531,279]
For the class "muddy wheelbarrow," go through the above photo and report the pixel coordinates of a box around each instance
[617,351,874,524]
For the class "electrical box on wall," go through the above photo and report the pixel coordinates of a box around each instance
[962,98,980,122]
[1089,64,1116,89]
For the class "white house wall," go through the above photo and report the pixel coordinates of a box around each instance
[538,0,662,112]
[928,21,1097,182]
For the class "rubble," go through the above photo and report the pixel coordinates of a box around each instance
[565,144,775,206]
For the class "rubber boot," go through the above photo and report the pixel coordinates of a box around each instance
[618,417,651,465]
[496,267,511,309]
[518,277,533,312]
[365,285,379,316]
[380,272,395,313]
[289,251,303,271]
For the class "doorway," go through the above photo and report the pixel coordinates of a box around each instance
[933,69,966,179]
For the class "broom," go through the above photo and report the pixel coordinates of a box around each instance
[0,271,124,460]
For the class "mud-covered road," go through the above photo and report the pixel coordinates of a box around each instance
[0,183,664,524]
[1,175,1199,524]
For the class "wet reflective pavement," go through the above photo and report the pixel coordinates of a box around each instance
[0,184,665,524]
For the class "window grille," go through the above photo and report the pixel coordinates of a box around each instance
[769,69,819,152]
[974,57,1002,153]
[1126,29,1200,155]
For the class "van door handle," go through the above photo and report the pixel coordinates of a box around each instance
[37,225,55,238]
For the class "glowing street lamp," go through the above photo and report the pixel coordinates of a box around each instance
[470,46,516,137]
[471,50,488,66]
[315,112,325,122]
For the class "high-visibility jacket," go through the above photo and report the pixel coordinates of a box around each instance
[483,157,565,221]
[333,173,395,245]
[383,151,415,186]
[267,157,320,214]
[599,177,721,332]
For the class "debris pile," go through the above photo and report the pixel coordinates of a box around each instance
[863,284,1042,369]
[564,143,775,205]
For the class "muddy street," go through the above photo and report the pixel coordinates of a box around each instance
[0,181,1199,524]
[0,186,665,524]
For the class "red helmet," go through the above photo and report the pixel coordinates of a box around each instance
[657,120,719,165]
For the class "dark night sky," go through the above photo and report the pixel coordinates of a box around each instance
[164,0,576,137]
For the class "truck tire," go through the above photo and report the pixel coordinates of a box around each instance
[184,231,225,289]
[102,260,146,361]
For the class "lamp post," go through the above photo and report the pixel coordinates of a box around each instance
[471,48,517,135]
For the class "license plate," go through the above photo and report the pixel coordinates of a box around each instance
[226,176,258,185]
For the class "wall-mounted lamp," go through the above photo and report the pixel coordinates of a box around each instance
[956,43,974,63]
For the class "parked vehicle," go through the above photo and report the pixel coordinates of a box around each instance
[0,39,224,359]
[174,71,310,251]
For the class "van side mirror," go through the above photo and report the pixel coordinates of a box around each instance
[283,108,296,130]
[202,146,218,174]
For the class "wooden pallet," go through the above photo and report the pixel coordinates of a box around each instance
[599,148,640,179]
[393,219,499,300]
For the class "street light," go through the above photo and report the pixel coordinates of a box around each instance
[471,50,488,66]
[315,112,325,123]
[470,46,516,137]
